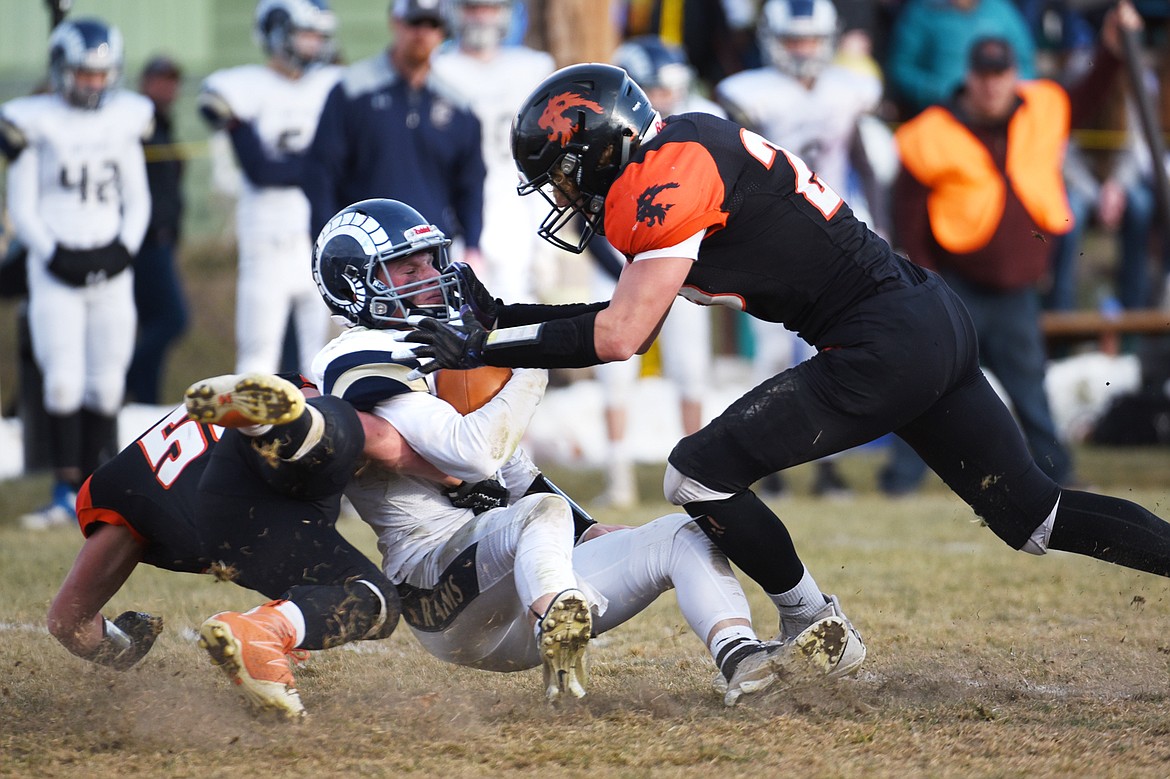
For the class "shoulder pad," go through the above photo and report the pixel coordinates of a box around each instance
[196,88,236,130]
[316,329,429,410]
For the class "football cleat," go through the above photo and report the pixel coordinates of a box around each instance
[713,613,861,706]
[198,601,305,720]
[716,641,787,706]
[20,502,74,530]
[777,594,866,678]
[537,589,592,701]
[184,373,305,429]
[20,482,77,530]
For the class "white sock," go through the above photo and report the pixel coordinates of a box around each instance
[766,566,826,629]
[709,625,760,676]
[285,405,325,462]
[238,424,274,437]
[269,600,307,648]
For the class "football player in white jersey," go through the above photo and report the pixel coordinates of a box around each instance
[310,199,860,704]
[584,35,723,508]
[430,0,556,303]
[198,0,341,376]
[715,0,886,498]
[1,18,153,529]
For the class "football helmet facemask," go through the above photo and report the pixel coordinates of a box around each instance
[254,0,337,74]
[313,199,462,329]
[48,18,124,110]
[758,0,838,82]
[511,63,659,254]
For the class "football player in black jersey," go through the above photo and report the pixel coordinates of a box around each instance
[46,373,443,719]
[404,62,1170,670]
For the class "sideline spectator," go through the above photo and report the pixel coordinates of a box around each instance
[1044,14,1159,319]
[304,0,486,269]
[880,8,1141,495]
[126,55,188,404]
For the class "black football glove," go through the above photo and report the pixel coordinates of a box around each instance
[85,610,164,671]
[448,262,501,328]
[408,311,488,376]
[446,478,508,514]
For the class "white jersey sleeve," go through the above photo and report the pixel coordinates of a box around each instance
[311,326,549,482]
[375,368,547,483]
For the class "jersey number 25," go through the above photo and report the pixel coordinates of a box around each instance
[739,129,843,220]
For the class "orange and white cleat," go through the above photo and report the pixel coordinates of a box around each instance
[184,373,305,429]
[198,601,305,720]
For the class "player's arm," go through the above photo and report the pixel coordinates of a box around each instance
[594,254,692,359]
[410,252,690,370]
[379,368,548,482]
[47,523,161,670]
[4,139,57,260]
[358,409,458,486]
[226,121,308,188]
[119,130,152,255]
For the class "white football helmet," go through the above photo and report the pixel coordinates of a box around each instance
[254,0,337,73]
[48,18,124,110]
[758,0,838,81]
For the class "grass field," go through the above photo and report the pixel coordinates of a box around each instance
[3,449,1170,778]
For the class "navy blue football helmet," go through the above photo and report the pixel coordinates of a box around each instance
[313,199,463,328]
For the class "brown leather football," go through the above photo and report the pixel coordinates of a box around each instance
[434,366,513,414]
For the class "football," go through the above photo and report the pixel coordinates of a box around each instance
[434,366,513,415]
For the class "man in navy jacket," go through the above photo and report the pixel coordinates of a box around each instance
[304,0,486,267]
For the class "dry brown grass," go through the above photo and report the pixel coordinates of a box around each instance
[3,469,1170,777]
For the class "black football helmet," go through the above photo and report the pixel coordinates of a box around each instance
[312,199,462,328]
[48,18,124,110]
[511,63,659,254]
[254,0,337,73]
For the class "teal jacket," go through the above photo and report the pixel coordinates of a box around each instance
[887,0,1038,115]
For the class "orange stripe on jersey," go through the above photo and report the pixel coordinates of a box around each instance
[604,140,728,257]
[76,476,147,544]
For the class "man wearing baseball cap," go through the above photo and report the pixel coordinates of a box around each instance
[881,2,1145,495]
[305,0,486,275]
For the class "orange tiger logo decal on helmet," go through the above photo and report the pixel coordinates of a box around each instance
[538,91,604,146]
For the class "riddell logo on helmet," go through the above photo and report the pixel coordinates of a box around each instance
[404,224,436,240]
[538,91,604,146]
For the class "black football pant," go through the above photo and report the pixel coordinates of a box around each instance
[672,273,1170,593]
[196,395,400,648]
